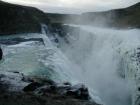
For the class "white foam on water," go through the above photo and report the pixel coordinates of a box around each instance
[60,25,140,105]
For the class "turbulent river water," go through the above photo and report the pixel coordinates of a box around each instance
[0,25,140,105]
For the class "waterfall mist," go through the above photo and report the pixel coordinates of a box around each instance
[60,26,140,105]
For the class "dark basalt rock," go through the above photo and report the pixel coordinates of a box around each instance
[50,23,80,37]
[0,38,44,45]
[49,23,80,45]
[63,82,71,86]
[0,71,102,105]
[23,82,43,92]
[0,47,3,60]
[66,84,89,100]
[29,82,90,100]
[0,71,91,101]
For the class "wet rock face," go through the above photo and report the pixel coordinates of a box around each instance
[0,71,102,105]
[49,23,80,46]
[65,84,89,100]
[0,48,3,60]
[0,71,29,92]
[124,48,140,105]
[23,79,90,100]
[23,82,43,92]
[0,38,44,45]
[28,82,90,100]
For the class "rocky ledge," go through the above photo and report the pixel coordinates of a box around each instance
[0,71,101,105]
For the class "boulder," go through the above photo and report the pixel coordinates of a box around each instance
[66,84,90,100]
[32,82,90,100]
[0,71,91,101]
[0,71,102,105]
[0,71,29,92]
[0,47,3,60]
[23,82,43,92]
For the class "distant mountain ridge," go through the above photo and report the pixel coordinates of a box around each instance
[47,2,140,28]
[0,1,139,36]
[81,2,140,28]
[0,0,50,35]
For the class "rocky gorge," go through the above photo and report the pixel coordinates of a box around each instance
[0,0,140,105]
[0,1,102,105]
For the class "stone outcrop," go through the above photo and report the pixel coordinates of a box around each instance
[0,47,2,60]
[0,71,102,105]
[0,37,44,45]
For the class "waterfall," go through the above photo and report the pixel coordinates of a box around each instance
[38,24,82,82]
[59,25,140,105]
[0,25,81,83]
[0,24,140,105]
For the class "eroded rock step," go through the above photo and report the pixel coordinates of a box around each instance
[0,71,102,105]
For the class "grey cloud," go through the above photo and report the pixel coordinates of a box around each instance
[3,0,140,13]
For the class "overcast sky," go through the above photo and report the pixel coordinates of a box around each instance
[3,0,140,13]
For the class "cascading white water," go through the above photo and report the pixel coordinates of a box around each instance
[1,25,140,105]
[59,25,140,105]
[0,26,83,84]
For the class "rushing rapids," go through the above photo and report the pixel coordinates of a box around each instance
[0,25,140,105]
